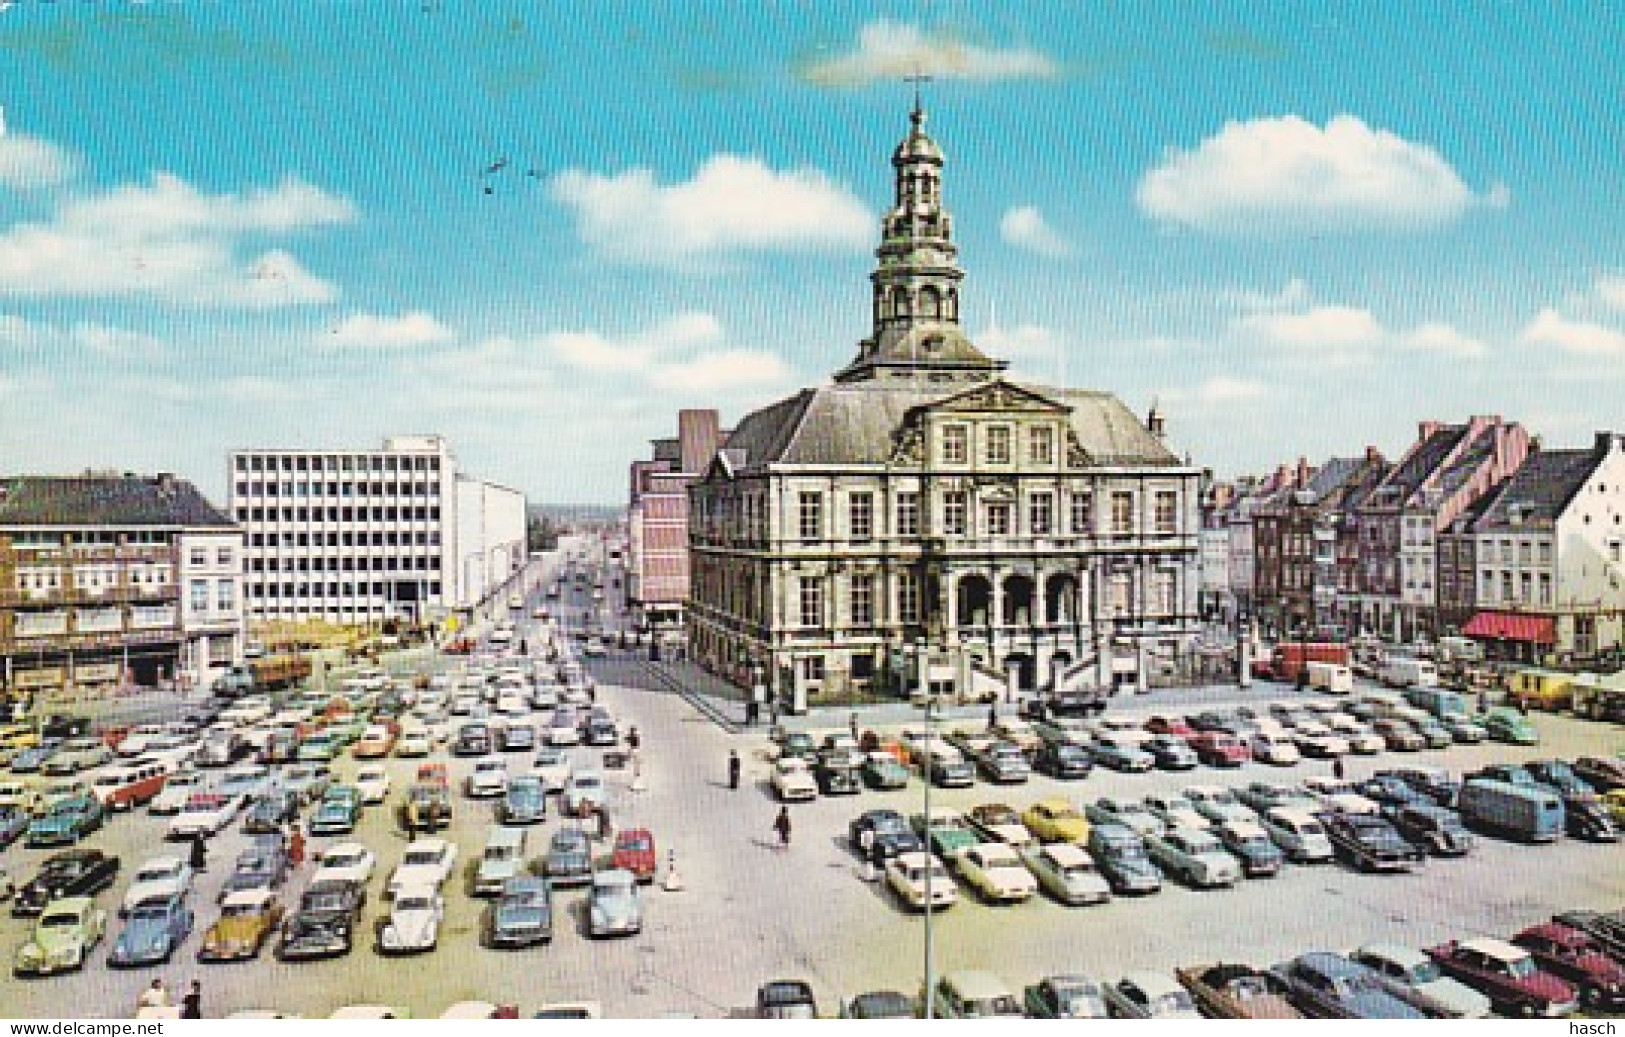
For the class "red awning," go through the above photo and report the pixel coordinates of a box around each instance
[1461,611,1556,643]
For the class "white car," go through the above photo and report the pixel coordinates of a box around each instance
[952,842,1038,903]
[885,851,958,911]
[1302,777,1381,815]
[395,728,433,758]
[1326,716,1386,755]
[1142,793,1211,832]
[1181,786,1256,826]
[312,842,376,886]
[531,748,573,793]
[771,758,819,803]
[1022,842,1111,906]
[378,885,443,954]
[1248,729,1303,766]
[561,771,606,817]
[121,856,194,916]
[353,765,391,805]
[167,793,242,838]
[1292,723,1350,758]
[388,838,459,897]
[150,771,209,816]
[547,711,581,747]
[466,760,510,799]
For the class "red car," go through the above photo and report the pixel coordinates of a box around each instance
[611,828,656,884]
[1427,938,1579,1017]
[1511,924,1625,1010]
[1144,714,1197,738]
[1188,731,1251,768]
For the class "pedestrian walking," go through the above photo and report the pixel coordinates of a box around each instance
[987,702,999,731]
[627,726,641,753]
[404,806,417,841]
[728,749,741,790]
[137,979,169,1011]
[180,981,202,1020]
[1332,757,1346,781]
[773,805,792,849]
[849,712,860,742]
[595,804,612,841]
[745,699,759,726]
[288,823,306,869]
[189,832,207,873]
[1518,696,1529,716]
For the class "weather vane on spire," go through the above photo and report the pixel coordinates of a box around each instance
[905,68,933,123]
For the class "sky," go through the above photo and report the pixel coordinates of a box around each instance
[0,1,1621,505]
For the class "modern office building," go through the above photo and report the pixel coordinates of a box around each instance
[228,435,525,624]
[0,472,243,705]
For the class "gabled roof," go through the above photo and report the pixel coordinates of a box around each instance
[1465,448,1598,532]
[0,475,233,529]
[1367,425,1468,509]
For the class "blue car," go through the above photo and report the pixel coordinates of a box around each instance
[308,795,360,836]
[501,777,548,825]
[26,795,105,848]
[485,876,553,948]
[9,741,61,774]
[0,806,29,849]
[108,892,193,967]
[1091,739,1156,773]
[1270,952,1428,1018]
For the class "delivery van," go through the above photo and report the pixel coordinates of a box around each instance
[1306,661,1354,694]
[1457,779,1565,843]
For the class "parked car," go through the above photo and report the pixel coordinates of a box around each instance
[484,875,552,949]
[1022,842,1110,906]
[1390,804,1474,856]
[1554,909,1625,962]
[965,803,1036,850]
[1091,735,1155,773]
[849,809,922,862]
[312,841,376,887]
[1511,923,1625,1010]
[543,829,593,888]
[884,851,957,912]
[378,885,443,954]
[756,980,819,1019]
[1426,937,1578,1017]
[771,758,819,803]
[12,849,120,917]
[1270,952,1429,1018]
[1483,707,1539,745]
[1323,813,1424,872]
[1086,824,1162,895]
[610,828,657,884]
[1103,971,1203,1019]
[1031,740,1093,779]
[861,753,911,790]
[1213,820,1286,877]
[1383,766,1459,807]
[530,747,572,793]
[1023,974,1109,1019]
[1143,792,1211,832]
[277,879,364,961]
[353,765,391,805]
[27,794,105,847]
[1145,826,1242,888]
[1573,755,1625,792]
[387,838,458,897]
[1084,796,1165,838]
[120,855,194,917]
[198,888,283,962]
[1021,798,1090,844]
[500,775,547,826]
[1259,808,1335,863]
[911,810,979,859]
[561,771,606,817]
[307,791,362,836]
[1350,943,1492,1018]
[951,842,1038,903]
[587,869,643,938]
[1183,785,1256,826]
[1175,963,1303,1018]
[814,753,863,795]
[465,759,510,800]
[1143,734,1199,770]
[109,891,193,967]
[13,896,105,976]
[242,790,300,834]
[926,970,1023,1019]
[841,991,917,1019]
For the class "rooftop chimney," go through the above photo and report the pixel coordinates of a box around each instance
[1147,402,1166,440]
[677,409,721,476]
[1296,456,1311,487]
[1418,420,1441,441]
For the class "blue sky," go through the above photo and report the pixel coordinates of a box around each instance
[0,1,1621,504]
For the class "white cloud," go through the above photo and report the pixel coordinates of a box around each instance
[0,171,354,306]
[660,349,791,391]
[1238,304,1384,345]
[1228,277,1311,313]
[802,20,1059,86]
[1596,274,1625,311]
[1163,376,1270,407]
[325,311,455,349]
[549,156,870,266]
[979,320,1063,360]
[0,133,75,188]
[546,312,790,390]
[1403,322,1486,359]
[71,323,167,361]
[1521,308,1625,357]
[1137,114,1503,233]
[0,313,165,361]
[999,206,1073,257]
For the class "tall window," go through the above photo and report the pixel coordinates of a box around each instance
[895,491,920,537]
[986,502,1013,536]
[798,491,823,541]
[898,571,920,624]
[1028,426,1054,465]
[942,491,968,536]
[986,426,1012,465]
[190,579,208,611]
[798,576,823,627]
[1030,492,1054,535]
[1111,491,1135,534]
[850,574,874,627]
[942,425,968,464]
[1071,492,1093,534]
[216,581,234,611]
[1154,490,1179,534]
[849,492,874,541]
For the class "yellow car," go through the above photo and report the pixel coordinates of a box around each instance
[1022,798,1091,844]
[199,889,284,962]
[1601,789,1625,826]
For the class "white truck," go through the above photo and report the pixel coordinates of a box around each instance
[1378,655,1439,690]
[1305,661,1354,694]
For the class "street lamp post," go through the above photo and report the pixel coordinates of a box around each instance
[918,639,937,1020]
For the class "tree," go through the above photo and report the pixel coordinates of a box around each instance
[527,513,562,552]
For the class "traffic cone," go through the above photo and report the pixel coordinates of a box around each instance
[662,850,684,892]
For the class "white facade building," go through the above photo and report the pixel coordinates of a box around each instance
[229,436,525,624]
[178,528,244,688]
